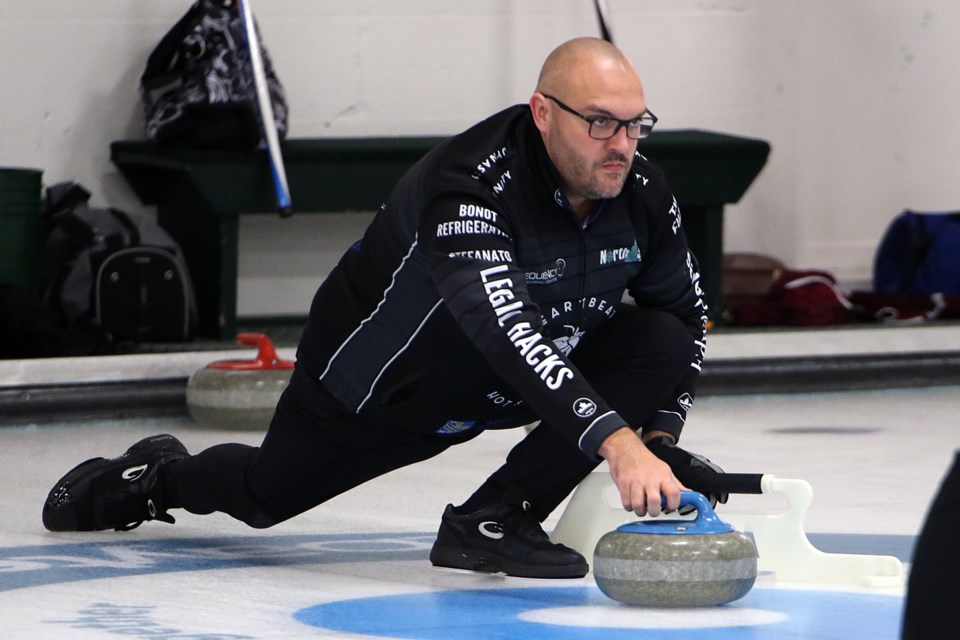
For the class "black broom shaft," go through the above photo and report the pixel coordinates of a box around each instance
[706,472,766,494]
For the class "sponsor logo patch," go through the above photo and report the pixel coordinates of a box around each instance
[599,242,641,266]
[435,420,476,435]
[525,258,566,285]
[573,398,597,418]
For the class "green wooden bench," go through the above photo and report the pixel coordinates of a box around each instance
[112,131,769,339]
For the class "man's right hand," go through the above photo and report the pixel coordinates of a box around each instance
[597,427,685,517]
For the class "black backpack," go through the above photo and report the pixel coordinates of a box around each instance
[140,0,288,150]
[39,183,197,343]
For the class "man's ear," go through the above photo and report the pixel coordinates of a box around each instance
[529,92,550,133]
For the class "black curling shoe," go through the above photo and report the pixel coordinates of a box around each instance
[42,434,189,532]
[430,502,588,578]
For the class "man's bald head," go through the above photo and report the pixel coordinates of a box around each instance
[535,37,643,102]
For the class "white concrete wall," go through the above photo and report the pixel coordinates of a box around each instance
[2,1,958,316]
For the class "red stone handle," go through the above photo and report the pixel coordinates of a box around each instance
[206,332,295,370]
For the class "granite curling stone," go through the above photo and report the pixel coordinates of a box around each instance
[593,491,758,608]
[186,332,294,430]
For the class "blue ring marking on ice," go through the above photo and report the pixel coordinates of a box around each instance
[294,586,903,640]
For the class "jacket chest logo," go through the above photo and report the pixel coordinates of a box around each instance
[525,258,567,285]
[599,241,641,266]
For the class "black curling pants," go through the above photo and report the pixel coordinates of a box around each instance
[163,306,695,528]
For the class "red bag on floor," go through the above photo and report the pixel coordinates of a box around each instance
[725,270,859,327]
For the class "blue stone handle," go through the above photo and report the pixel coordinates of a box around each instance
[677,490,727,528]
[617,490,734,535]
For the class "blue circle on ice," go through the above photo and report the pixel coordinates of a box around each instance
[294,585,902,639]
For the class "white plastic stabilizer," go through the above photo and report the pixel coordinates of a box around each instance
[550,472,905,588]
[722,475,904,588]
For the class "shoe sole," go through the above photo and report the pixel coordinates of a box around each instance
[429,545,588,579]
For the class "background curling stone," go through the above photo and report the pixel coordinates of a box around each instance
[186,332,294,430]
[593,491,758,608]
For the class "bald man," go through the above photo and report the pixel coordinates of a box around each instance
[43,38,722,579]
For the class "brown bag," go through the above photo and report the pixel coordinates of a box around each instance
[722,252,785,310]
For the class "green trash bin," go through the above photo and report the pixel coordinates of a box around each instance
[0,168,43,291]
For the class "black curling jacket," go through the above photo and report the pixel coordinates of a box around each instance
[297,104,707,459]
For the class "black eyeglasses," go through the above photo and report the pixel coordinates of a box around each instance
[542,93,657,140]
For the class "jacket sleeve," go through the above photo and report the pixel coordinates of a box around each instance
[627,188,708,441]
[420,193,627,458]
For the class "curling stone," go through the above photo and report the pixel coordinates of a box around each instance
[593,491,758,608]
[186,332,294,430]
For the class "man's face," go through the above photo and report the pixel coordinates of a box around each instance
[543,95,644,202]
